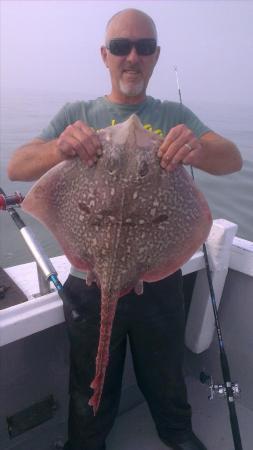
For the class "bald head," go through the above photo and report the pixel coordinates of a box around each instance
[105,9,158,43]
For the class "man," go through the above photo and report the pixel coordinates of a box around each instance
[8,8,242,450]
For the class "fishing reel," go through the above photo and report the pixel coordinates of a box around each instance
[0,191,24,210]
[200,371,241,400]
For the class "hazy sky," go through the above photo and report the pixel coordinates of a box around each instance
[1,0,253,105]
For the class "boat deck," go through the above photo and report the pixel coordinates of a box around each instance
[107,375,252,450]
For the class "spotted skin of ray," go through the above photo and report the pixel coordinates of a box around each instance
[22,114,212,415]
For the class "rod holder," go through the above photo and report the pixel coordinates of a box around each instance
[33,263,55,298]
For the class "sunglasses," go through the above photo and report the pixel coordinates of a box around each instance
[107,38,157,56]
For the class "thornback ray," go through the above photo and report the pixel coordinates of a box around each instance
[21,114,212,414]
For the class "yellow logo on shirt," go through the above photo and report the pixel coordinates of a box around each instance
[110,119,164,137]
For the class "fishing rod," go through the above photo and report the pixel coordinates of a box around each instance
[0,187,80,322]
[173,67,243,450]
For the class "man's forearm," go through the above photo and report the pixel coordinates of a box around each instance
[7,139,64,181]
[194,132,243,175]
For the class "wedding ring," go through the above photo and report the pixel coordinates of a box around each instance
[184,143,193,151]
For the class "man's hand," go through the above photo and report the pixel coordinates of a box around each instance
[157,124,201,171]
[57,121,102,166]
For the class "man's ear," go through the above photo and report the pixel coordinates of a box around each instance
[155,46,161,64]
[101,46,109,68]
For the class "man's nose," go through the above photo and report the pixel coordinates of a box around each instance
[126,45,140,63]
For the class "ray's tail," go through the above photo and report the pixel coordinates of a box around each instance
[88,291,118,415]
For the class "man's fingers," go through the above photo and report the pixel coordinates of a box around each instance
[74,121,102,154]
[57,135,87,161]
[171,139,196,165]
[158,124,197,170]
[158,128,179,156]
[158,127,185,165]
[75,124,102,163]
[159,136,189,167]
[58,121,102,165]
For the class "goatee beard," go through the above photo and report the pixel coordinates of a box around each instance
[119,79,145,97]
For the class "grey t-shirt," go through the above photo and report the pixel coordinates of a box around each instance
[38,95,210,141]
[37,95,211,279]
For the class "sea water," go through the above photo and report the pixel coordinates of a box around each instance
[0,90,252,268]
